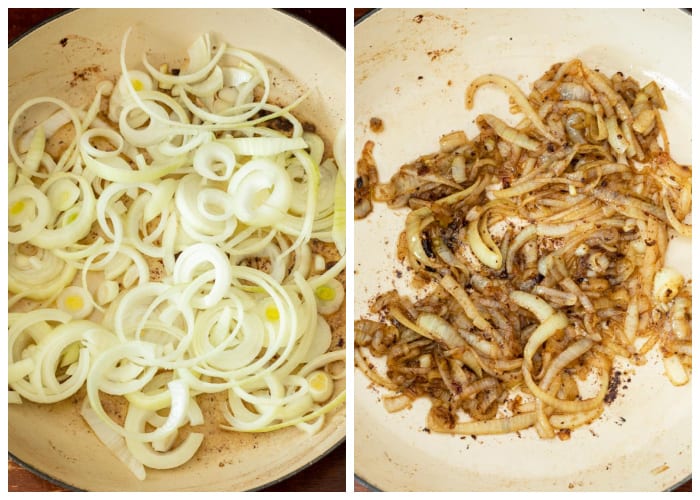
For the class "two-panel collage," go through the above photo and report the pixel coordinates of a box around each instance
[5,7,692,493]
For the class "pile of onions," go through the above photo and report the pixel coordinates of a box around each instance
[355,59,690,438]
[8,30,345,478]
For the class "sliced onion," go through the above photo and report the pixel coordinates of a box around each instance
[80,398,147,480]
[193,140,236,181]
[228,158,293,226]
[172,243,232,309]
[8,27,346,482]
[8,184,52,244]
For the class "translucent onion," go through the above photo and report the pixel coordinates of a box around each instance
[172,243,232,309]
[29,173,96,249]
[8,27,345,481]
[314,278,345,315]
[124,395,204,469]
[8,246,76,300]
[228,158,293,226]
[80,398,147,480]
[192,140,236,181]
[8,184,52,244]
[9,96,83,175]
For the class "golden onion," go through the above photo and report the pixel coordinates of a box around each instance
[354,59,691,439]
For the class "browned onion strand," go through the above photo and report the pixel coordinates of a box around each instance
[354,59,691,438]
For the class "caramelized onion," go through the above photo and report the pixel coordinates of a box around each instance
[355,59,691,439]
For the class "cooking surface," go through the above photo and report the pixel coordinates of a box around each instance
[7,7,346,492]
[352,8,691,492]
